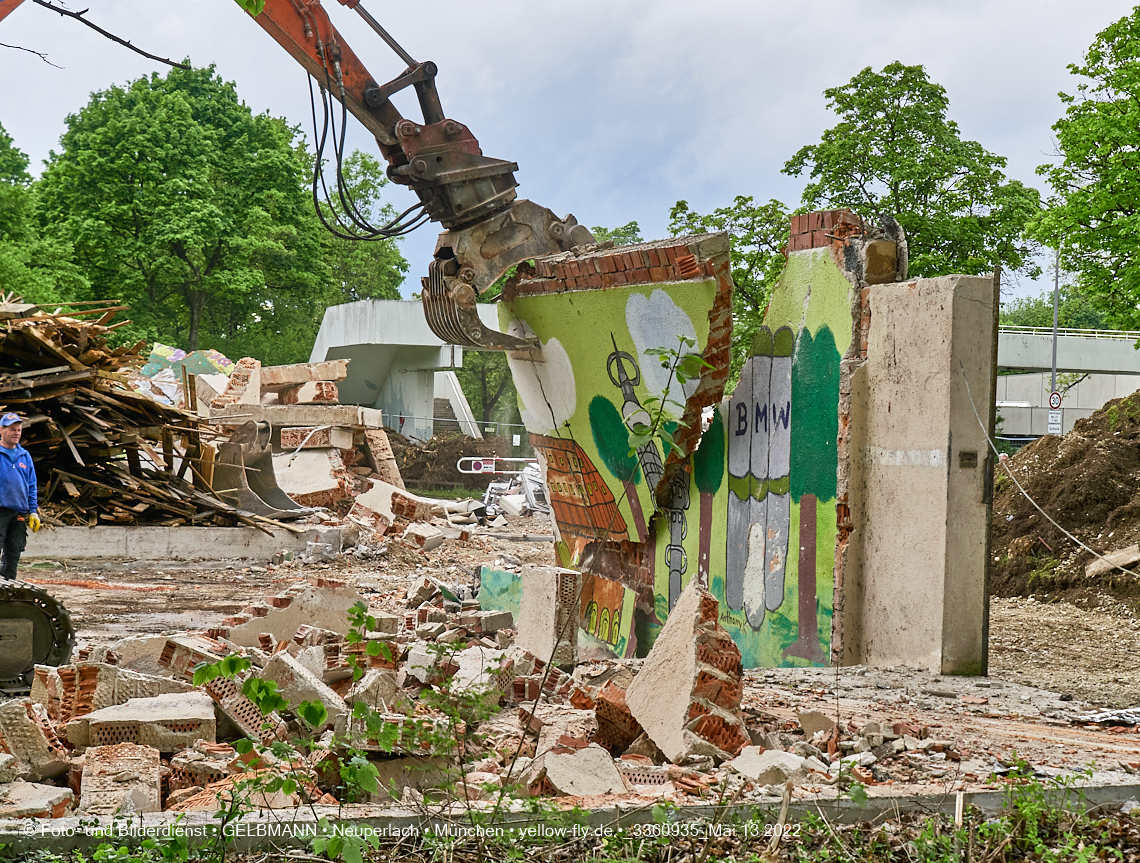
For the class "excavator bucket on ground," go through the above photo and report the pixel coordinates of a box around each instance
[213,422,314,519]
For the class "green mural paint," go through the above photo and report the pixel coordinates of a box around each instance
[694,411,725,587]
[588,395,648,541]
[784,325,841,664]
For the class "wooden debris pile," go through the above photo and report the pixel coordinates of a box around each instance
[0,295,291,531]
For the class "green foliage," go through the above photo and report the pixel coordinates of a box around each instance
[1031,9,1140,328]
[625,336,712,459]
[233,0,265,14]
[455,350,517,427]
[1000,286,1109,330]
[590,221,643,246]
[784,62,1042,279]
[669,196,788,315]
[669,196,789,383]
[311,150,408,303]
[0,123,88,304]
[37,64,332,363]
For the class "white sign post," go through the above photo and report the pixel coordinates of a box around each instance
[1048,410,1063,435]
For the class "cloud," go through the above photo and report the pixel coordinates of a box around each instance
[0,0,1132,301]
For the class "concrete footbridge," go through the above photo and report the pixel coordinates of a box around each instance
[998,326,1140,374]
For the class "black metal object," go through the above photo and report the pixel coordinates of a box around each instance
[0,581,74,695]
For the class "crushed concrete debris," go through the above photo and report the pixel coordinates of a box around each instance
[626,580,749,763]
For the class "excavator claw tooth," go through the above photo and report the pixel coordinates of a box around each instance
[423,199,594,350]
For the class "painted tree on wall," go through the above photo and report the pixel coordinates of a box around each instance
[783,325,840,663]
[588,395,648,542]
[693,411,725,589]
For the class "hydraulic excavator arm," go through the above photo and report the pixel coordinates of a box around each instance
[252,0,595,350]
[1,0,594,348]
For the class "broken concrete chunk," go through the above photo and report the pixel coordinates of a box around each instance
[259,359,350,389]
[280,381,339,405]
[527,743,627,797]
[346,668,412,715]
[272,448,356,509]
[259,653,346,730]
[280,426,354,450]
[533,707,599,756]
[517,565,580,668]
[223,582,364,648]
[78,743,161,815]
[65,691,216,752]
[0,780,73,818]
[404,523,445,552]
[797,709,837,738]
[726,747,806,785]
[625,581,749,764]
[1086,544,1140,577]
[0,698,69,781]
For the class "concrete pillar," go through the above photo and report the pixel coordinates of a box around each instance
[843,275,993,674]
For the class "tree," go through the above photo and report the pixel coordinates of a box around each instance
[590,221,643,246]
[1031,9,1140,328]
[783,62,1041,279]
[0,123,87,303]
[315,150,408,303]
[37,64,330,362]
[1000,288,1108,330]
[669,196,789,381]
[455,350,515,427]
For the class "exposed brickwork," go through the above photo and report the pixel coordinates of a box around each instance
[210,357,260,408]
[506,235,721,298]
[280,381,339,405]
[786,210,865,253]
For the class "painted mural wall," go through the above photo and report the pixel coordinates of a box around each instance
[502,239,854,668]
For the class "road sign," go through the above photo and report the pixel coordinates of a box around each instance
[1048,410,1062,435]
[1048,391,1062,410]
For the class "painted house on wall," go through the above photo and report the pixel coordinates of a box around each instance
[495,210,995,674]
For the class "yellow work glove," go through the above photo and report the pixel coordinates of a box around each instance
[27,513,41,533]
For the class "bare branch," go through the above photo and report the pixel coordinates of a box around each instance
[30,0,190,69]
[0,41,62,68]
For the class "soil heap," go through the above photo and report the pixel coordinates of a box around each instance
[386,430,516,491]
[991,388,1140,604]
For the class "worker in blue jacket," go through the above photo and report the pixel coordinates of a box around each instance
[0,413,41,579]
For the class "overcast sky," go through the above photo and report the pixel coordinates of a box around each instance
[1,0,1135,301]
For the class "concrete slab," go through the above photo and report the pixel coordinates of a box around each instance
[77,744,161,815]
[529,744,627,796]
[206,404,383,429]
[625,581,749,763]
[261,359,350,389]
[24,525,344,563]
[222,582,364,648]
[0,781,72,818]
[65,692,216,752]
[259,653,346,729]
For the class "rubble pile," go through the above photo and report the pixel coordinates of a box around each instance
[992,388,1140,602]
[390,432,517,491]
[0,563,1000,823]
[0,296,280,529]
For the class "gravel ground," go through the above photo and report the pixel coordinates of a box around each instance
[989,592,1140,707]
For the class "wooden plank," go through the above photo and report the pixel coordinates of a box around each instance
[57,422,85,466]
[19,326,84,370]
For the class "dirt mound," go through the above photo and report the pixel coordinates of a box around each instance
[386,430,514,491]
[992,389,1140,604]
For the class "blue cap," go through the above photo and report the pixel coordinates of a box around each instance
[0,413,21,427]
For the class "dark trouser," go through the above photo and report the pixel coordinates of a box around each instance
[0,509,27,580]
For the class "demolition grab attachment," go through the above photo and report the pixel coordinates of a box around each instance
[248,0,595,350]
